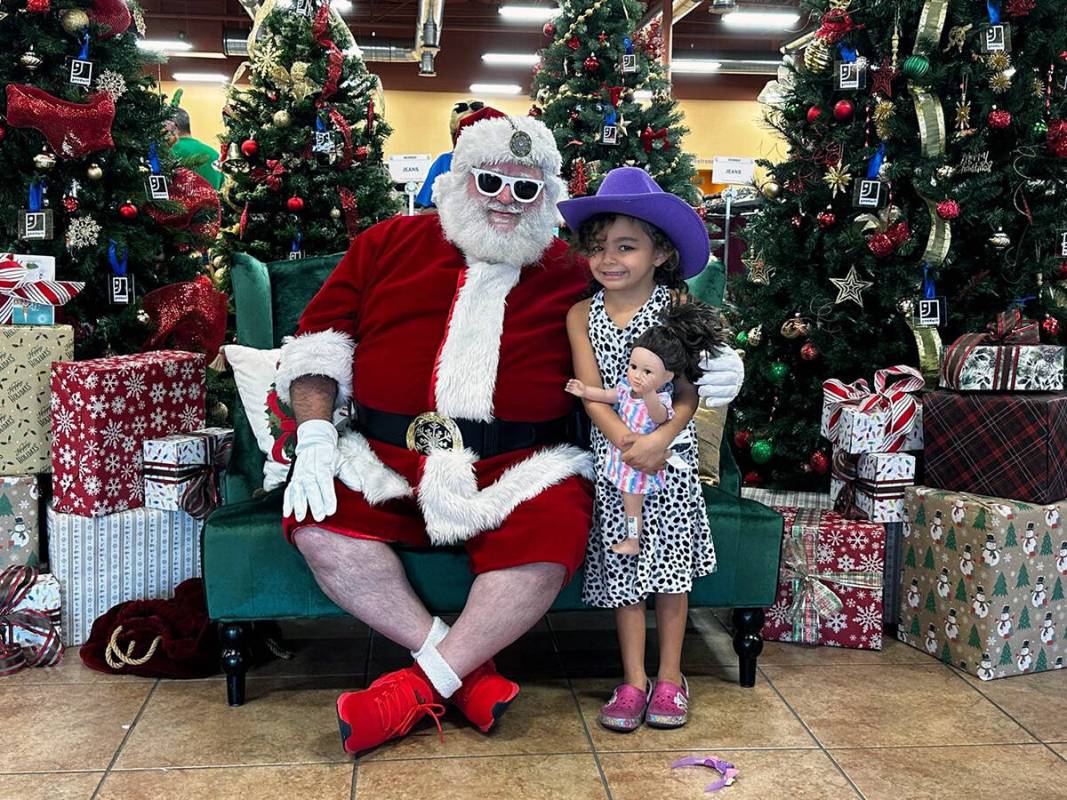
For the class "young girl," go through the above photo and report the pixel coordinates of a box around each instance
[559,167,723,732]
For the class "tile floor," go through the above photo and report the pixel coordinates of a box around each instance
[3,608,1065,799]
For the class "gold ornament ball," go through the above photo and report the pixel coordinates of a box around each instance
[86,163,104,181]
[804,38,831,73]
[33,151,56,171]
[989,229,1011,250]
[61,9,90,34]
[210,401,229,421]
[330,207,342,220]
[272,110,292,128]
[761,181,781,200]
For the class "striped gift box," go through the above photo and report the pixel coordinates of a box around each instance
[46,503,203,646]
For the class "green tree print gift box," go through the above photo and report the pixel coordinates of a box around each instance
[899,486,1067,680]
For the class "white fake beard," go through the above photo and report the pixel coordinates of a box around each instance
[436,175,558,267]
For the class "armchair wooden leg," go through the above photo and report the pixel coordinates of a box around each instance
[220,622,251,707]
[732,608,765,688]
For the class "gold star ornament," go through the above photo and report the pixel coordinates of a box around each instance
[823,159,853,198]
[830,266,874,307]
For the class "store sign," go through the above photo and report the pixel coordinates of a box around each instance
[711,156,755,185]
[388,154,433,185]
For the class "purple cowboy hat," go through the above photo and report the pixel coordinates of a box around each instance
[557,167,710,278]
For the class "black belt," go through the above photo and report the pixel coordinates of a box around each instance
[354,403,572,459]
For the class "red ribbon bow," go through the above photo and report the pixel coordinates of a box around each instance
[140,276,228,362]
[251,159,286,192]
[312,4,344,102]
[0,566,63,676]
[822,365,924,453]
[0,258,84,324]
[641,126,671,153]
[816,8,864,44]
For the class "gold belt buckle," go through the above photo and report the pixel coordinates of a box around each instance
[406,412,464,456]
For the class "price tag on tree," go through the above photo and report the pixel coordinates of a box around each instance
[108,241,132,305]
[18,181,52,241]
[601,124,618,145]
[145,143,169,200]
[67,32,94,87]
[834,60,867,90]
[621,37,637,73]
[852,179,887,209]
[1058,230,1067,258]
[980,24,1011,53]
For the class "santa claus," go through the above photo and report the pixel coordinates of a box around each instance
[276,111,743,755]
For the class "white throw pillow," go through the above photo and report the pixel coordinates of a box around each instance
[223,344,347,491]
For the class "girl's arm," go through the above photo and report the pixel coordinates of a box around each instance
[566,379,618,405]
[566,301,633,448]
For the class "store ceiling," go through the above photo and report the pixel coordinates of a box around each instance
[139,0,801,100]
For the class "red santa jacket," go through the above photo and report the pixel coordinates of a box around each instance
[275,214,595,545]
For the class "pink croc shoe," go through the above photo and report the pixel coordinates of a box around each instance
[646,676,689,728]
[597,681,651,732]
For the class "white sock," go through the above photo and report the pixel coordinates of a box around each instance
[411,617,462,698]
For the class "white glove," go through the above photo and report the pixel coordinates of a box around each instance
[283,419,340,523]
[695,346,745,408]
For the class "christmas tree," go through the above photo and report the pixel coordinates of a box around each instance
[973,509,988,531]
[530,0,701,206]
[1036,648,1048,671]
[910,615,921,636]
[213,1,399,268]
[992,572,1009,596]
[905,544,916,567]
[728,0,1067,486]
[1053,577,1065,601]
[1017,563,1031,587]
[999,641,1012,666]
[955,577,967,601]
[1019,606,1031,629]
[0,495,12,517]
[923,546,935,569]
[945,529,957,550]
[0,1,216,358]
[940,641,951,663]
[913,504,927,525]
[1041,532,1054,555]
[1004,523,1018,547]
[924,589,937,612]
[967,625,981,649]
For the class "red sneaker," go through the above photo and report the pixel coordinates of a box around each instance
[449,660,520,733]
[335,666,445,755]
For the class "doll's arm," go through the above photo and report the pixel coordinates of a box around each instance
[642,386,671,425]
[566,379,619,405]
[566,302,632,448]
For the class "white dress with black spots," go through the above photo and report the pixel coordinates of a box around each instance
[581,285,717,608]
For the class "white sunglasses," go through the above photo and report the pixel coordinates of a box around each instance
[470,168,546,204]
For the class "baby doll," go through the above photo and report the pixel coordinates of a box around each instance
[566,301,724,555]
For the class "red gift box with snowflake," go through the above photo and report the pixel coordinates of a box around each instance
[50,351,205,517]
[763,507,887,650]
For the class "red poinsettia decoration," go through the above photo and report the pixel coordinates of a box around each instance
[1048,120,1067,158]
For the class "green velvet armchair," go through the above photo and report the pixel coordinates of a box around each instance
[204,250,784,706]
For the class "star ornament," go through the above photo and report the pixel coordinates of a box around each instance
[823,159,853,198]
[830,266,874,307]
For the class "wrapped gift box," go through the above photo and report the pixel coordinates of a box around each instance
[2,253,56,325]
[47,503,203,646]
[50,351,205,517]
[923,390,1067,505]
[763,507,887,650]
[940,310,1064,392]
[0,325,73,475]
[832,405,924,454]
[0,567,62,672]
[143,428,232,517]
[899,486,1067,680]
[0,476,41,568]
[831,452,916,523]
[821,366,924,454]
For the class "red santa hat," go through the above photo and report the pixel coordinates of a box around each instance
[451,105,506,145]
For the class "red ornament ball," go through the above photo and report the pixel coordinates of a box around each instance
[742,470,763,487]
[119,202,138,220]
[887,221,910,247]
[806,105,824,124]
[832,99,855,122]
[240,139,259,157]
[988,109,1012,129]
[733,429,753,450]
[567,36,580,51]
[286,196,305,213]
[583,55,600,73]
[543,22,555,37]
[63,196,79,213]
[1043,316,1061,337]
[790,214,805,230]
[1048,120,1067,158]
[0,125,6,142]
[528,106,543,118]
[355,145,369,161]
[27,0,49,12]
[816,210,836,230]
[800,342,820,361]
[868,232,895,258]
[809,450,830,475]
[936,199,960,220]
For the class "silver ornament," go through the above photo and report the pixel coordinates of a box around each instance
[272,110,292,128]
[86,163,104,181]
[989,228,1011,249]
[20,48,42,71]
[33,151,57,171]
[330,207,342,220]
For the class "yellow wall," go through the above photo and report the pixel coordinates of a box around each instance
[161,82,781,164]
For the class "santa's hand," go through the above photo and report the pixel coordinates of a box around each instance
[695,346,744,408]
[283,419,340,523]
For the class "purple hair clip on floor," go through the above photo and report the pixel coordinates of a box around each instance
[671,755,740,792]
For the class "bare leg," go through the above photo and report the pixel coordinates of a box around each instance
[613,492,645,555]
[655,592,688,686]
[436,561,567,679]
[615,601,648,690]
[294,527,433,651]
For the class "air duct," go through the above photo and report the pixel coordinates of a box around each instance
[415,0,445,77]
[638,0,704,31]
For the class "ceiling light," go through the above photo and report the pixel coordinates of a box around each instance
[170,51,228,60]
[138,39,193,52]
[720,10,800,31]
[482,53,541,66]
[172,72,230,83]
[671,59,722,73]
[331,0,354,12]
[469,83,523,95]
[498,5,559,22]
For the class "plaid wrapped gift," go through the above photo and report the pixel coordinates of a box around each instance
[50,351,206,517]
[940,308,1064,392]
[899,486,1067,680]
[821,365,924,454]
[763,508,887,650]
[143,428,233,519]
[831,452,916,523]
[0,565,62,675]
[923,391,1067,505]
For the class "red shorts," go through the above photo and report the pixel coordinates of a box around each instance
[284,452,593,581]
